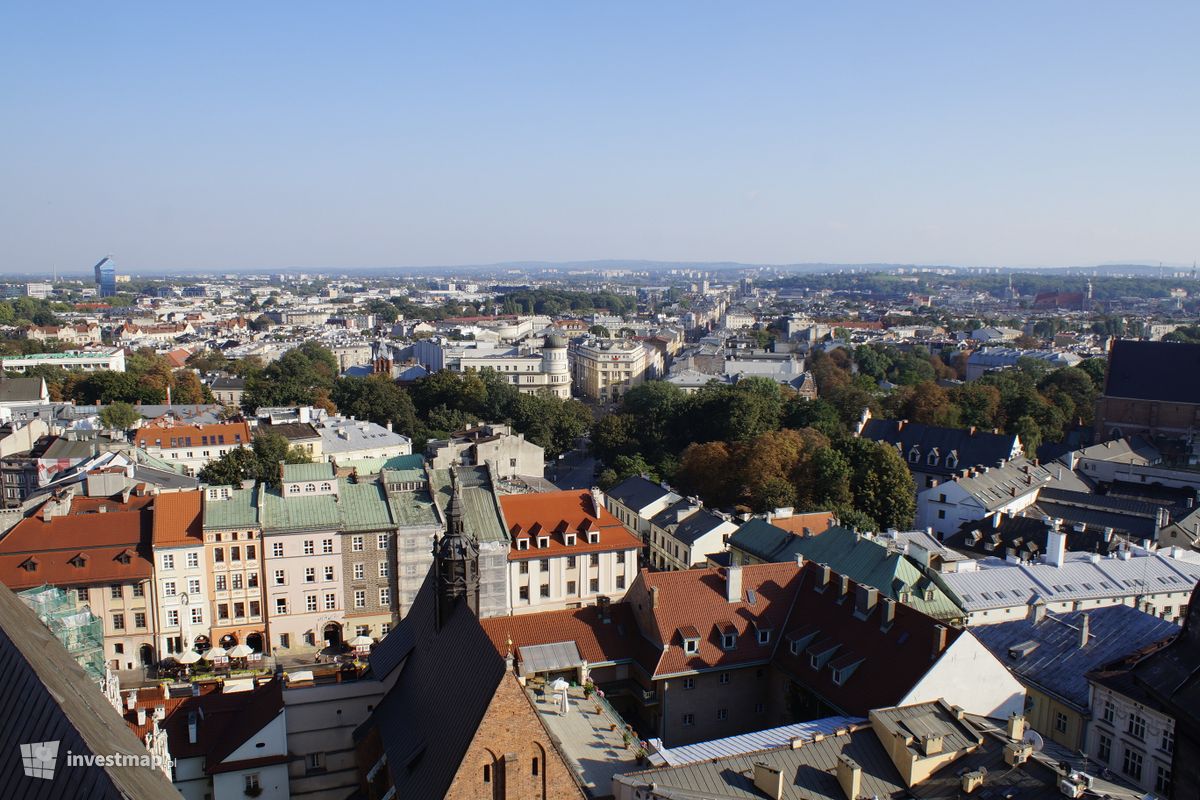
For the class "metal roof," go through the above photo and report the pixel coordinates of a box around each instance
[649,715,863,767]
[517,641,583,674]
[202,484,260,530]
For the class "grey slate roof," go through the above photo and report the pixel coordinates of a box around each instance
[0,581,181,799]
[607,475,675,512]
[860,418,1019,477]
[726,518,798,561]
[971,605,1179,710]
[1104,339,1200,403]
[0,376,47,403]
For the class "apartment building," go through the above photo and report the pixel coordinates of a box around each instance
[201,483,268,656]
[25,322,103,346]
[500,489,641,614]
[263,463,346,654]
[0,346,127,373]
[647,499,738,570]
[0,485,157,670]
[340,480,400,641]
[134,420,252,476]
[454,334,571,399]
[426,422,545,480]
[569,337,649,402]
[381,466,442,619]
[151,490,213,659]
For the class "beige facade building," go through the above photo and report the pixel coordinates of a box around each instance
[569,337,649,402]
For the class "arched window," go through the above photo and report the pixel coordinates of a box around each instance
[320,483,332,492]
[305,483,316,493]
[482,764,490,783]
[288,484,300,494]
[531,756,539,776]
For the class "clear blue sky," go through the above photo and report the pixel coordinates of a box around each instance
[3,2,1198,273]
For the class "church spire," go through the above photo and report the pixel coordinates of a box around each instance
[434,468,480,630]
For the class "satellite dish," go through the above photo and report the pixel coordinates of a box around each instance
[1023,729,1044,752]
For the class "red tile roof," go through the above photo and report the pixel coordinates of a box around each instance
[769,511,838,536]
[152,491,203,547]
[0,496,153,588]
[480,603,648,669]
[499,490,641,562]
[133,421,251,450]
[626,563,805,677]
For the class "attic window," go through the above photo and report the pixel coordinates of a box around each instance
[946,452,959,469]
[19,557,37,572]
[684,638,698,654]
[587,531,599,544]
[757,629,771,645]
[320,483,332,492]
[564,533,577,546]
[536,536,549,549]
[926,448,940,466]
[68,553,88,568]
[516,539,529,551]
[908,446,921,463]
[722,632,736,650]
[115,551,132,565]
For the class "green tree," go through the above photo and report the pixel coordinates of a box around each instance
[99,402,140,432]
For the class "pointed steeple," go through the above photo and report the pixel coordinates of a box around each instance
[434,468,480,630]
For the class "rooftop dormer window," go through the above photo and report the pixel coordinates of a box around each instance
[927,448,940,466]
[722,632,736,650]
[757,629,771,645]
[908,446,921,463]
[946,451,959,469]
[564,533,576,546]
[684,638,698,654]
[68,553,88,568]
[19,557,37,572]
[516,538,529,551]
[678,626,701,654]
[537,536,549,549]
[588,531,600,544]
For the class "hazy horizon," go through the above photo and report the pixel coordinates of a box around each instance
[4,3,1198,274]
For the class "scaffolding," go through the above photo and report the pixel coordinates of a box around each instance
[18,585,106,681]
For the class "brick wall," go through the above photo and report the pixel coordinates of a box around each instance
[445,672,584,800]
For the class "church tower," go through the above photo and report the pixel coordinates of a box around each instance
[433,470,480,630]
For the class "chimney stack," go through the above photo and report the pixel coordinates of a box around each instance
[1007,713,1026,741]
[726,565,743,603]
[136,708,146,727]
[854,585,878,617]
[752,763,784,800]
[836,754,862,800]
[1046,529,1067,568]
[126,690,137,711]
[838,574,850,599]
[650,585,660,610]
[880,597,897,629]
[931,625,948,659]
[187,711,198,745]
[1078,613,1090,648]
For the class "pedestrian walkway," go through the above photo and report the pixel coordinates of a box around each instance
[528,685,640,799]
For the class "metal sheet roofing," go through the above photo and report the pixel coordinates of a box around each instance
[202,485,260,529]
[649,715,864,767]
[517,641,583,674]
[429,467,506,544]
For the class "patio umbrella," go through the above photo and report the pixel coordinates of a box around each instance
[550,678,570,691]
[347,635,373,648]
[227,644,253,658]
[202,646,228,661]
[178,650,201,664]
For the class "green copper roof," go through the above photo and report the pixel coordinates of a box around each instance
[262,491,341,532]
[281,461,337,483]
[789,527,961,620]
[338,480,394,531]
[343,453,426,477]
[428,466,507,544]
[203,485,261,530]
[387,489,440,529]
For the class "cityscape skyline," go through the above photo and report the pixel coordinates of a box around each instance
[4,2,1199,273]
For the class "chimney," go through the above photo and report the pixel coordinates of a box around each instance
[650,585,660,610]
[838,574,850,599]
[136,708,146,727]
[920,734,944,756]
[187,711,198,744]
[854,585,878,617]
[817,564,831,591]
[880,597,896,629]
[752,762,784,800]
[590,486,605,516]
[931,625,948,659]
[1030,603,1046,623]
[794,552,806,568]
[1007,713,1026,741]
[1078,613,1090,648]
[726,565,743,603]
[126,690,138,711]
[154,706,165,721]
[1046,529,1067,568]
[836,754,862,800]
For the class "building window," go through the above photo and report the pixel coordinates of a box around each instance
[682,713,694,727]
[324,566,335,581]
[274,570,285,586]
[540,584,550,598]
[567,580,576,594]
[722,633,736,650]
[163,581,176,597]
[531,756,539,776]
[186,552,198,568]
[110,585,121,599]
[307,752,324,772]
[380,623,390,635]
[755,702,765,713]
[279,633,290,648]
[231,546,240,562]
[305,567,315,583]
[1102,699,1114,724]
[1097,733,1111,763]
[354,563,364,579]
[191,608,202,624]
[590,578,599,592]
[519,562,529,574]
[757,629,770,645]
[1128,714,1146,741]
[616,575,626,590]
[167,609,179,626]
[324,593,336,610]
[215,574,227,591]
[276,598,287,614]
[566,555,576,568]
[1122,748,1143,781]
[377,534,389,550]
[719,672,730,685]
[187,578,200,594]
[132,583,144,598]
[162,554,175,570]
[306,595,317,612]
[354,590,366,608]
[539,558,549,572]
[303,540,314,555]
[272,542,283,557]
[590,553,599,566]
[1162,729,1175,754]
[112,613,124,630]
[483,764,490,783]
[716,708,728,721]
[683,678,695,690]
[134,612,146,629]
[234,602,244,618]
[322,539,333,554]
[378,561,389,578]
[1157,765,1172,795]
[1054,712,1068,734]
[519,586,529,601]
[245,774,260,792]
[218,603,229,619]
[352,536,364,552]
[250,600,260,617]
[214,547,224,562]
[380,587,390,605]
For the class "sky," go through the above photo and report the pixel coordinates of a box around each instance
[3,2,1199,274]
